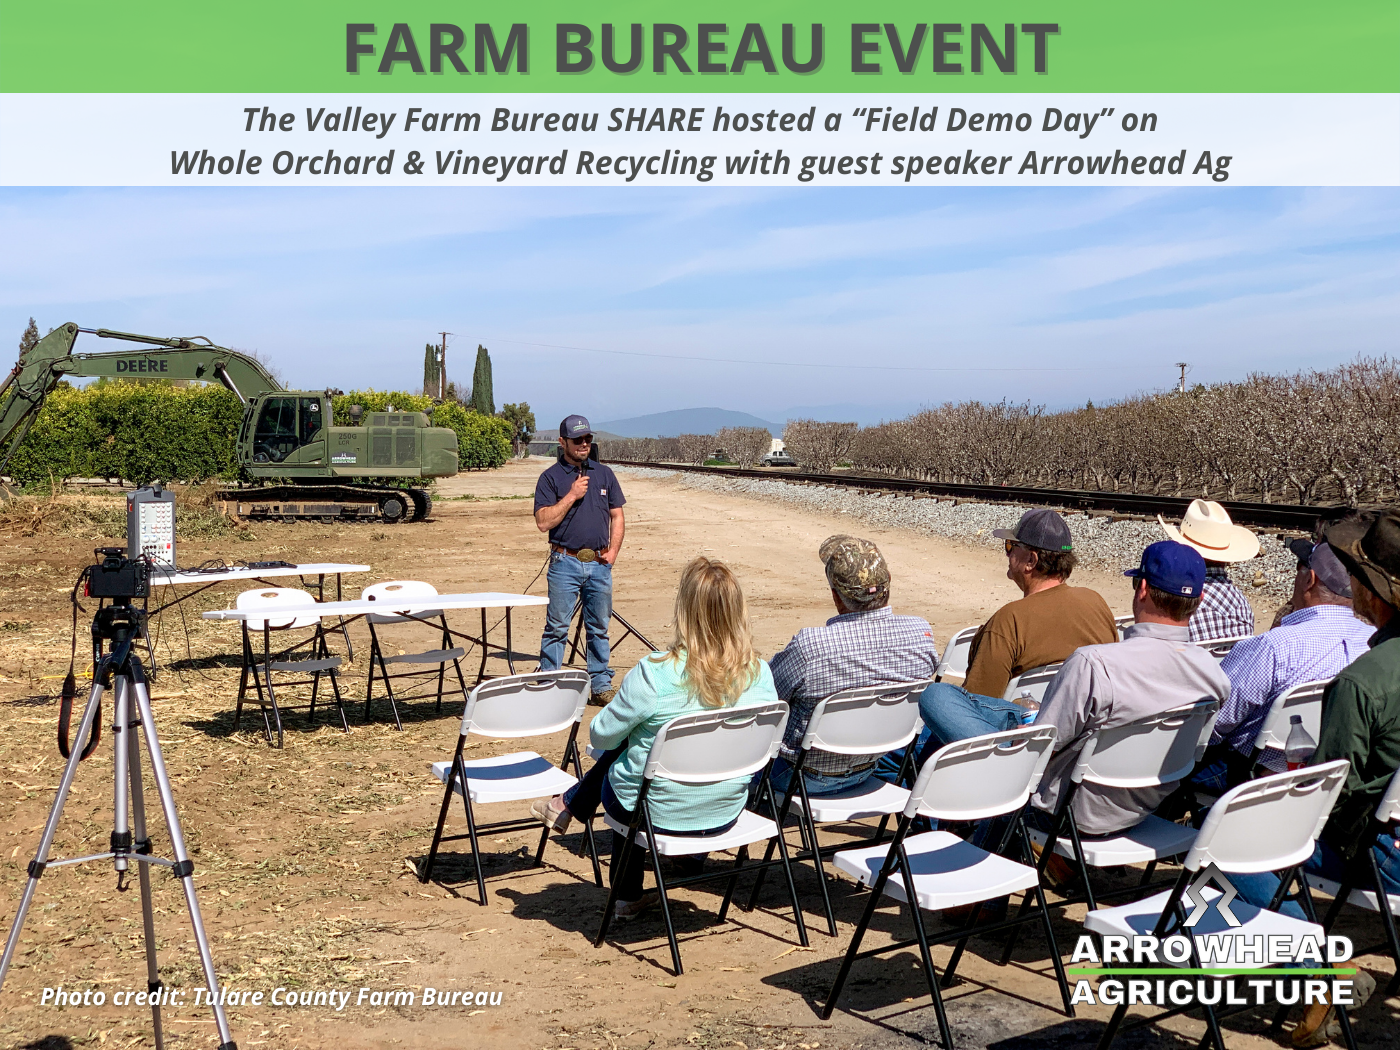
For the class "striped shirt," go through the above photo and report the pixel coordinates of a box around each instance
[769,606,939,775]
[1213,604,1375,770]
[1189,566,1256,643]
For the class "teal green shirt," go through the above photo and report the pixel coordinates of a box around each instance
[589,652,779,831]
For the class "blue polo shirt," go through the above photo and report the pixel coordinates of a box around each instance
[534,459,625,551]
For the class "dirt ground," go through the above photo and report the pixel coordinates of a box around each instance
[0,459,1393,1050]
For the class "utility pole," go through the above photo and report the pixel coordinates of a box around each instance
[1174,361,1191,394]
[438,332,452,400]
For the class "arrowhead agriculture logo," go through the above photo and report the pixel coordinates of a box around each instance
[1183,863,1241,928]
[1064,864,1358,1010]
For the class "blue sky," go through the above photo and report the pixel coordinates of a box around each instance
[1,186,1396,429]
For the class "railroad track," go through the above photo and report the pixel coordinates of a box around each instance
[610,461,1351,533]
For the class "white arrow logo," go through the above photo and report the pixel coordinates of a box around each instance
[1183,862,1241,928]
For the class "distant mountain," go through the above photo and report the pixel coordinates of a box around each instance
[596,408,777,437]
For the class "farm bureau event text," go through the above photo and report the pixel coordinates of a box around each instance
[344,22,1060,77]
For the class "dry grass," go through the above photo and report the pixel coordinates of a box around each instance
[0,484,245,541]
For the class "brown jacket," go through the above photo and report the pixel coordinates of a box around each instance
[963,584,1118,698]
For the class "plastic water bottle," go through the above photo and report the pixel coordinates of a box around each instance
[1285,714,1317,770]
[1015,692,1041,724]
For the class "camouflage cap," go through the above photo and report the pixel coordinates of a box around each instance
[819,534,890,604]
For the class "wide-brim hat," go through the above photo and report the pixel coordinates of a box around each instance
[1158,499,1259,563]
[1325,510,1400,607]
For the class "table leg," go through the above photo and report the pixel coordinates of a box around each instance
[332,573,354,660]
[505,609,516,675]
[477,609,490,684]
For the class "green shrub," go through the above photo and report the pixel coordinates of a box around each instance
[8,384,243,485]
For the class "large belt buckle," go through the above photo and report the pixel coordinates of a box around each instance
[576,548,597,563]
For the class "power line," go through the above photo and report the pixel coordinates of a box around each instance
[488,337,1151,373]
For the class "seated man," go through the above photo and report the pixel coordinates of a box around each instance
[1193,540,1374,790]
[1028,541,1231,836]
[1227,510,1399,1045]
[1159,499,1258,642]
[766,535,939,798]
[918,508,1117,752]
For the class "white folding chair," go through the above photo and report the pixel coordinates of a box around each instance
[594,701,806,976]
[1248,678,1332,775]
[934,625,979,681]
[747,681,930,936]
[234,587,346,748]
[1002,662,1065,706]
[1086,761,1352,1050]
[422,669,601,904]
[1309,766,1400,997]
[1195,635,1251,659]
[1113,614,1134,641]
[1025,700,1220,915]
[819,725,1072,1049]
[360,581,469,729]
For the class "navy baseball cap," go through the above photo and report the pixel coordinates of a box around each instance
[1124,540,1207,597]
[993,508,1073,553]
[1288,539,1353,598]
[559,414,592,440]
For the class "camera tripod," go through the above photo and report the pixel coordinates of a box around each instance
[0,602,236,1049]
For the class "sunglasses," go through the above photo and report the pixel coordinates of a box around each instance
[565,435,593,445]
[1004,539,1029,554]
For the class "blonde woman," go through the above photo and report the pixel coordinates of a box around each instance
[532,556,779,919]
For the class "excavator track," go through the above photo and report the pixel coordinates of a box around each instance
[408,488,433,522]
[217,484,429,524]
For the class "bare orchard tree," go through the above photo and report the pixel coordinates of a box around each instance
[784,419,858,473]
[716,426,772,468]
[677,433,713,464]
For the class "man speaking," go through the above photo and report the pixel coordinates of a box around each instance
[534,415,626,702]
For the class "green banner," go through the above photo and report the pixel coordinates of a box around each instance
[2,0,1396,94]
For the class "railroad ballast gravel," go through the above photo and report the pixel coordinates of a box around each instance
[615,467,1298,602]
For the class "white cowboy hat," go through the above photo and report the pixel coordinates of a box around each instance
[1158,500,1259,563]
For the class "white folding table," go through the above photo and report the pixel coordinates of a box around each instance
[148,562,370,662]
[203,591,550,685]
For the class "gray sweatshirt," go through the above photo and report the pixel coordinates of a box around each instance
[1032,621,1231,835]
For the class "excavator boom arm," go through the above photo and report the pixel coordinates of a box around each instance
[0,322,281,475]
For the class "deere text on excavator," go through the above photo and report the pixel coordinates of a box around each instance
[0,323,458,522]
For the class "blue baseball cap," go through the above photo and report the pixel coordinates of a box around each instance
[1124,540,1206,597]
[559,414,592,440]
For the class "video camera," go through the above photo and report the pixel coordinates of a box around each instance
[85,547,152,601]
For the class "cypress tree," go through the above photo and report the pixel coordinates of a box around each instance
[471,345,494,415]
[19,317,39,356]
[423,343,441,397]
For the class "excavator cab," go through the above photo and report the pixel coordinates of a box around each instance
[251,395,326,464]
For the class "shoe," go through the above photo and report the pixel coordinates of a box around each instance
[612,891,660,922]
[1291,968,1375,1047]
[531,796,573,835]
[1030,841,1082,895]
[589,686,617,707]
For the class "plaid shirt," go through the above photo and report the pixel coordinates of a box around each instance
[1213,604,1375,771]
[1188,566,1255,643]
[769,606,939,775]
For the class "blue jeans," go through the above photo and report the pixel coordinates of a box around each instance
[538,552,613,693]
[916,681,1026,764]
[1231,833,1400,922]
[765,757,876,800]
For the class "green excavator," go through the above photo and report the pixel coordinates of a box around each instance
[0,323,459,522]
